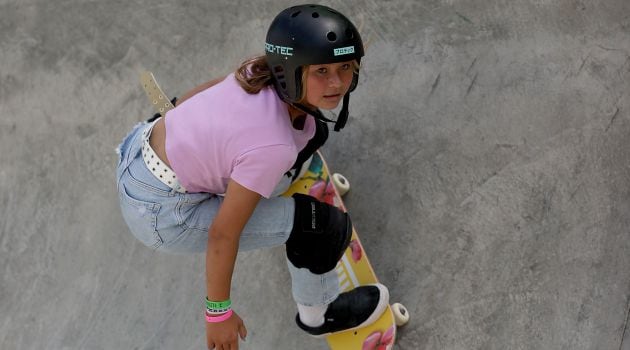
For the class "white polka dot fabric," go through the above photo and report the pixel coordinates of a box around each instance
[141,118,187,193]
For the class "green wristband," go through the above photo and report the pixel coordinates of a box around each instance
[206,297,231,310]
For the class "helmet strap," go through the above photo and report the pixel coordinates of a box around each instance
[288,94,351,132]
[334,93,350,132]
[292,103,335,124]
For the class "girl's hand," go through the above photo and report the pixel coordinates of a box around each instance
[206,311,247,350]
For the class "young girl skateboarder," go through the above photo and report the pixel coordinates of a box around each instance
[115,4,388,349]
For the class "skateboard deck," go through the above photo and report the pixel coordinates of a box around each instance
[282,152,397,350]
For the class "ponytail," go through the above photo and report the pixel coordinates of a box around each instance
[234,56,273,94]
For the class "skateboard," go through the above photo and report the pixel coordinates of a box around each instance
[138,71,410,349]
[282,152,409,349]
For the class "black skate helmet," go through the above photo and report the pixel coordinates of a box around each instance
[265,4,364,131]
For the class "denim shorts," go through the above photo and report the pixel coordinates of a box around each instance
[115,121,339,306]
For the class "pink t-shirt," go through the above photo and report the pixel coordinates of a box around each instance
[164,74,315,198]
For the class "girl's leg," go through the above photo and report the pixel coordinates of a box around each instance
[172,193,341,308]
[168,194,388,336]
[286,259,340,306]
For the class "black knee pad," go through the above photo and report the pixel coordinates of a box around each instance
[286,193,352,274]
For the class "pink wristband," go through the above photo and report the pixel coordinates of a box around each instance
[205,309,233,323]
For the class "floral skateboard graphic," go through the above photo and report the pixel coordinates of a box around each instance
[283,152,408,350]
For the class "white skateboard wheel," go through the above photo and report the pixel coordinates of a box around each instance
[332,173,350,196]
[392,303,409,326]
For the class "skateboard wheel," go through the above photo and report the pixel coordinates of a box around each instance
[332,173,350,196]
[392,303,409,326]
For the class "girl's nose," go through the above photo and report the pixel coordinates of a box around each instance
[328,73,342,88]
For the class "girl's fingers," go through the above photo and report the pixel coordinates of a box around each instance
[239,324,247,341]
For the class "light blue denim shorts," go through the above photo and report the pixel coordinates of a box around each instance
[115,121,339,305]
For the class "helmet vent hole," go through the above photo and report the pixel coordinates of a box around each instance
[327,32,337,42]
[291,11,301,18]
[345,28,354,39]
[312,12,319,18]
[280,82,287,89]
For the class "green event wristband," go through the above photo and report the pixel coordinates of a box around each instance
[206,297,232,310]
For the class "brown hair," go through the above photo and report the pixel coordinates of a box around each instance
[234,55,309,103]
[234,56,360,102]
[234,56,273,94]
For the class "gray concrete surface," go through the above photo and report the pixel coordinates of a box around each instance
[1,0,629,349]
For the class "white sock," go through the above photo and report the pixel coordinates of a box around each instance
[297,303,327,327]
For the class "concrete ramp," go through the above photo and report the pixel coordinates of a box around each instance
[1,1,629,349]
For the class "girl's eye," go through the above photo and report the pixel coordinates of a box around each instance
[341,64,351,70]
[317,68,328,74]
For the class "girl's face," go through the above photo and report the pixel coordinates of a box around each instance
[304,60,355,110]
